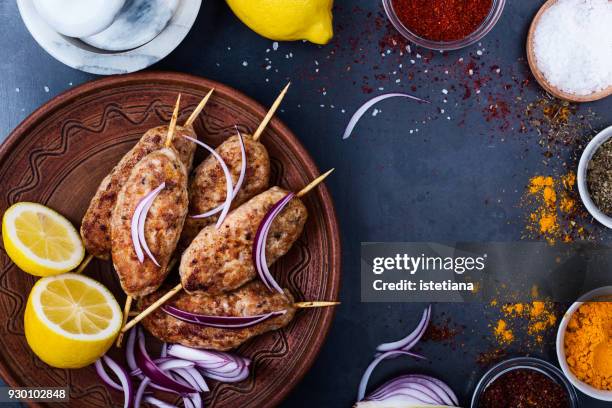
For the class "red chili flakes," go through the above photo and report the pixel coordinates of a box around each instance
[391,0,493,42]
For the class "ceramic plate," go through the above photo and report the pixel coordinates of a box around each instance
[0,72,341,407]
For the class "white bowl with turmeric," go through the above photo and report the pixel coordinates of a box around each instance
[556,286,612,401]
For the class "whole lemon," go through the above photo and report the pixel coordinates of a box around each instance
[226,0,333,45]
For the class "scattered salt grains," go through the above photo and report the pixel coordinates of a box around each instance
[242,61,248,67]
[372,108,380,117]
[15,87,19,92]
[44,86,49,92]
[533,0,612,95]
[272,42,279,51]
[476,50,483,56]
[442,89,448,95]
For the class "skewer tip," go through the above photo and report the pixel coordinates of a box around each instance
[184,88,214,128]
[294,301,340,309]
[296,168,335,198]
[252,82,291,142]
[165,94,182,148]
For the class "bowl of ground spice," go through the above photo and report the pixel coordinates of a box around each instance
[382,0,506,51]
[578,125,612,228]
[471,357,578,408]
[557,286,612,401]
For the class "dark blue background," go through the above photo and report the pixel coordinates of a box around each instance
[1,0,611,407]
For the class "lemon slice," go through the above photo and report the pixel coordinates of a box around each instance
[25,273,122,368]
[2,202,84,276]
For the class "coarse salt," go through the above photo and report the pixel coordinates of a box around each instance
[533,0,612,95]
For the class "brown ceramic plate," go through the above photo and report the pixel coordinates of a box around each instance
[0,72,341,407]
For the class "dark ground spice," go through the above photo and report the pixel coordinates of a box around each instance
[391,0,493,42]
[587,139,612,216]
[479,369,570,408]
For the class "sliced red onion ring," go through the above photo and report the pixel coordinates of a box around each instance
[357,350,426,401]
[130,182,165,265]
[134,329,196,395]
[94,359,123,391]
[160,342,168,358]
[167,344,251,383]
[183,135,234,228]
[99,355,134,408]
[376,305,431,353]
[175,367,209,392]
[196,127,248,219]
[144,396,178,408]
[342,93,430,140]
[134,377,150,408]
[253,193,295,293]
[171,371,202,408]
[161,305,286,328]
[137,182,165,267]
[131,358,196,377]
[364,374,459,407]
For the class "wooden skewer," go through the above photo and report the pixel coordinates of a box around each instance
[296,168,334,198]
[73,254,93,274]
[127,301,339,319]
[122,283,182,332]
[184,89,214,128]
[252,83,290,142]
[119,96,182,344]
[165,94,182,148]
[294,301,340,308]
[121,169,334,332]
[116,296,133,347]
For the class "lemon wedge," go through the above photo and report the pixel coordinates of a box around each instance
[2,202,84,276]
[226,0,334,45]
[25,273,122,368]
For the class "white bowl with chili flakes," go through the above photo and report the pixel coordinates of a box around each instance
[577,125,612,229]
[556,286,612,401]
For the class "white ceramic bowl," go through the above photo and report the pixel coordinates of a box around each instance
[556,285,612,401]
[577,125,612,228]
[17,0,201,75]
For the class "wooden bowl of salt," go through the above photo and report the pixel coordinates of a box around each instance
[526,0,612,103]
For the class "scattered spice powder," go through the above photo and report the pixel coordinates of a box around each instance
[391,0,493,42]
[479,369,570,408]
[522,172,591,244]
[565,302,612,390]
[493,319,514,345]
[587,139,612,216]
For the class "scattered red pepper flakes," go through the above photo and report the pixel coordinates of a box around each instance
[391,0,493,42]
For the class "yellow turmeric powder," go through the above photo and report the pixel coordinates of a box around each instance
[565,302,612,390]
[494,319,514,344]
[522,172,589,244]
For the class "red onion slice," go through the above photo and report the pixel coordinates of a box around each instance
[134,329,196,395]
[190,128,247,219]
[144,396,178,408]
[183,135,234,228]
[95,359,123,392]
[365,374,458,407]
[134,377,150,408]
[130,182,166,265]
[357,350,426,401]
[99,355,134,408]
[162,305,286,328]
[342,93,430,140]
[376,305,431,353]
[137,182,165,267]
[167,344,251,382]
[253,193,295,293]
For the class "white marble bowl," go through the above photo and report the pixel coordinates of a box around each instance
[17,0,201,75]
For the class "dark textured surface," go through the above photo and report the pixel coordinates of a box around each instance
[1,0,611,407]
